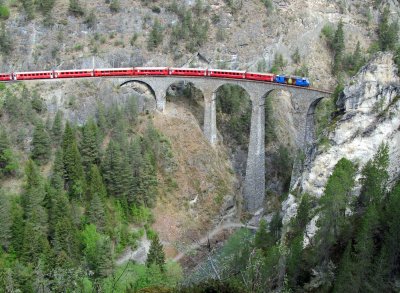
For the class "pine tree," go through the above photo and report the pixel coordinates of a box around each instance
[378,7,399,51]
[127,137,142,206]
[51,111,63,146]
[0,130,18,178]
[62,123,85,199]
[332,20,345,74]
[51,148,64,191]
[80,119,100,172]
[332,242,356,293]
[87,193,106,232]
[254,219,272,253]
[21,160,48,234]
[102,141,130,199]
[138,152,158,207]
[358,143,389,209]
[87,164,107,200]
[147,19,163,50]
[10,200,24,257]
[31,120,51,164]
[0,191,12,251]
[146,234,165,272]
[315,158,356,261]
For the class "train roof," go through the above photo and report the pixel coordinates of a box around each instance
[54,69,94,72]
[246,71,275,75]
[208,69,246,73]
[134,67,169,70]
[94,67,133,71]
[15,70,53,74]
[169,67,206,70]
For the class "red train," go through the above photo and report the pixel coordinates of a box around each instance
[0,67,309,87]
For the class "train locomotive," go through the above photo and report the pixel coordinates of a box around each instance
[0,67,310,87]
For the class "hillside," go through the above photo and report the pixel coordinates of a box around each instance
[0,0,400,292]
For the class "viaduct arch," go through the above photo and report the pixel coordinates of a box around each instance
[118,76,330,213]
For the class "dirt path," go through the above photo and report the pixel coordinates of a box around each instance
[173,222,258,262]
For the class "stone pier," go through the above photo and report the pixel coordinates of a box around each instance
[118,76,330,213]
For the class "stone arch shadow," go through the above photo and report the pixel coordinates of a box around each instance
[163,80,206,130]
[119,80,157,112]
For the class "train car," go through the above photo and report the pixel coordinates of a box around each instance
[275,75,310,87]
[0,73,12,81]
[169,68,207,77]
[54,69,94,78]
[245,72,275,82]
[14,71,54,80]
[208,69,246,79]
[133,67,169,76]
[94,68,134,77]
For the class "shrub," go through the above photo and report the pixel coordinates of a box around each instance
[69,0,84,17]
[84,10,96,28]
[0,5,10,20]
[0,23,12,55]
[147,19,163,50]
[109,0,120,12]
[378,7,399,51]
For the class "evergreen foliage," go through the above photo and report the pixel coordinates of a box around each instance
[31,120,51,164]
[146,234,166,272]
[0,130,18,178]
[0,5,10,20]
[62,122,85,199]
[332,20,345,74]
[0,23,12,55]
[68,0,84,17]
[51,111,63,146]
[80,119,101,172]
[315,158,356,261]
[147,19,163,50]
[20,0,34,20]
[0,190,12,250]
[378,7,399,51]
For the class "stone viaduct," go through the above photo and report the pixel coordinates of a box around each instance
[117,76,331,213]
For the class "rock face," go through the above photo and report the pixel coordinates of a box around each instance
[294,53,400,201]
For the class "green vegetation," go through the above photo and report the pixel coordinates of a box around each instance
[110,0,120,12]
[0,23,12,55]
[69,0,85,17]
[169,2,209,53]
[270,53,287,74]
[147,18,163,50]
[260,0,273,14]
[378,7,399,52]
[216,85,251,148]
[0,5,10,20]
[183,145,400,291]
[0,84,181,291]
[20,0,35,20]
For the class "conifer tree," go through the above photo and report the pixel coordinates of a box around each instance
[87,193,106,232]
[10,200,24,257]
[0,191,12,251]
[87,164,107,200]
[254,219,271,253]
[358,143,389,209]
[31,120,51,164]
[103,141,130,199]
[62,123,85,198]
[138,152,158,207]
[21,160,48,234]
[0,130,18,178]
[146,234,165,272]
[80,119,100,172]
[378,7,399,51]
[332,242,355,293]
[51,148,64,191]
[315,158,356,261]
[51,111,63,146]
[332,19,345,74]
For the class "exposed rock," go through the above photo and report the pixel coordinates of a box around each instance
[287,53,400,224]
